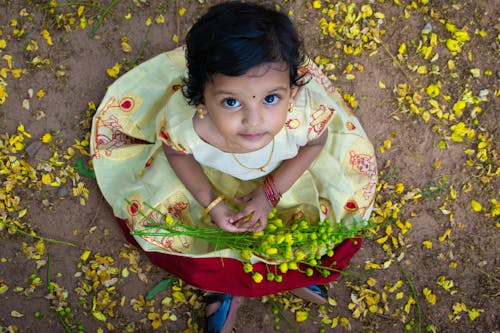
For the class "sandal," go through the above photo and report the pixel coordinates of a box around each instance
[290,284,328,305]
[205,293,242,333]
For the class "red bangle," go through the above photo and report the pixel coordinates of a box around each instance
[263,174,282,207]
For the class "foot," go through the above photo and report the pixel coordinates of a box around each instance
[205,293,243,333]
[290,285,328,305]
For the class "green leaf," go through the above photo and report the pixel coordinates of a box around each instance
[145,277,177,301]
[76,158,95,178]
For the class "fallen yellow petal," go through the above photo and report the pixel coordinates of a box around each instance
[470,200,482,212]
[295,311,308,322]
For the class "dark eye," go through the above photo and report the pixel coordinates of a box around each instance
[263,94,279,105]
[222,98,241,108]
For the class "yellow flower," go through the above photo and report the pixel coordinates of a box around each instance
[467,308,483,321]
[121,37,132,53]
[148,312,162,329]
[41,132,52,143]
[395,183,404,193]
[41,29,53,46]
[252,272,263,283]
[490,199,499,217]
[454,31,470,42]
[422,240,433,249]
[0,84,7,104]
[295,251,306,261]
[446,39,460,54]
[278,262,288,274]
[165,214,175,226]
[295,311,308,322]
[423,287,436,305]
[243,263,253,273]
[241,249,252,260]
[426,83,440,97]
[470,200,482,212]
[106,63,122,78]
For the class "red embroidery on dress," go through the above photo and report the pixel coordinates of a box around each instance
[128,200,141,216]
[308,105,334,137]
[159,127,187,153]
[160,128,170,141]
[145,209,191,252]
[346,121,356,130]
[286,119,300,129]
[349,151,377,200]
[94,115,137,158]
[168,201,189,219]
[320,202,329,215]
[119,97,134,111]
[344,200,358,211]
[92,96,143,159]
[145,157,154,169]
[286,211,305,225]
[145,209,163,226]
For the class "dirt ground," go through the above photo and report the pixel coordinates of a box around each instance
[0,0,498,332]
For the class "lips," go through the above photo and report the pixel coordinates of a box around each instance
[239,133,265,141]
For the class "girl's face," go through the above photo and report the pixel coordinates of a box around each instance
[201,63,290,153]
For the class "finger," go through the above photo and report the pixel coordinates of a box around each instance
[250,218,267,232]
[234,192,253,204]
[219,221,246,233]
[229,209,252,224]
[240,214,263,231]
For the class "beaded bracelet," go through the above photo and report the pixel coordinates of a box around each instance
[263,174,282,207]
[204,195,225,214]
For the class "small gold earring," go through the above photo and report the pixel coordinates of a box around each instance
[197,106,206,119]
[288,102,294,113]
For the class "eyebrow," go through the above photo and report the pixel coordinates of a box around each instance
[212,86,290,97]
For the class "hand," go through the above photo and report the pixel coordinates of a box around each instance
[209,202,248,233]
[229,186,273,232]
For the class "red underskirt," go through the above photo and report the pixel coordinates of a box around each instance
[117,217,361,297]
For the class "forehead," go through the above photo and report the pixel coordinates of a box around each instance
[207,63,290,94]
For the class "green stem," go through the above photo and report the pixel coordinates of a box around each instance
[56,311,73,333]
[47,253,52,288]
[132,24,153,66]
[397,261,422,333]
[271,299,300,332]
[89,0,121,38]
[9,225,77,247]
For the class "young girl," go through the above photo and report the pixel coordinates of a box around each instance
[91,2,377,332]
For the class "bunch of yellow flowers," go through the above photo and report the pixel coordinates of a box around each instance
[131,203,370,284]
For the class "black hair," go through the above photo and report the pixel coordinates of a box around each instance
[183,1,306,106]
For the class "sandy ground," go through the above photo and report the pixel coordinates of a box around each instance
[0,0,498,332]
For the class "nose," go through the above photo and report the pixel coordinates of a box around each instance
[242,104,263,127]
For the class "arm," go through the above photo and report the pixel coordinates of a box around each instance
[232,129,328,231]
[162,144,243,232]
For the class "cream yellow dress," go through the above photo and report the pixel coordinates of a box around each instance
[90,47,377,296]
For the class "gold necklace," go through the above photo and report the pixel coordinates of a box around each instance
[226,137,275,172]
